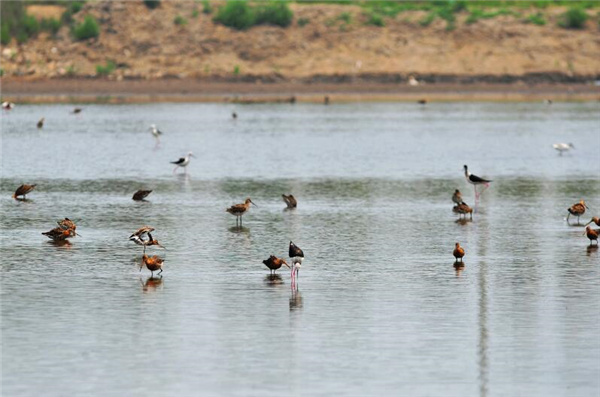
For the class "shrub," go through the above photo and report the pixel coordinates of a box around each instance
[437,6,455,30]
[558,7,588,29]
[337,12,351,24]
[22,14,40,37]
[96,60,116,76]
[191,8,199,18]
[73,15,99,40]
[255,2,293,28]
[366,12,384,27]
[143,0,160,9]
[525,12,546,26]
[202,0,213,14]
[297,17,309,27]
[419,11,436,27]
[214,1,255,30]
[41,18,62,35]
[174,15,188,25]
[233,64,240,75]
[1,24,10,45]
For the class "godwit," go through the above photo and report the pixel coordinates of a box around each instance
[464,165,492,202]
[132,190,152,201]
[553,143,574,155]
[13,184,36,199]
[282,194,297,209]
[57,218,81,237]
[453,202,473,220]
[226,198,256,227]
[37,117,45,129]
[289,241,304,281]
[453,242,465,262]
[72,107,82,114]
[129,226,165,253]
[171,152,195,174]
[141,254,164,276]
[584,226,599,246]
[585,217,600,227]
[263,255,290,275]
[452,189,463,205]
[567,200,588,224]
[43,226,76,241]
[2,101,14,110]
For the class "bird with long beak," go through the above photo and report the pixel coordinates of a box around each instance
[584,226,599,246]
[585,217,599,227]
[453,242,465,262]
[43,226,76,241]
[567,200,589,224]
[141,254,164,277]
[129,226,165,254]
[263,255,290,275]
[289,241,304,281]
[226,198,256,227]
[170,152,195,174]
[13,184,36,199]
[282,194,297,209]
[453,202,473,220]
[57,218,81,237]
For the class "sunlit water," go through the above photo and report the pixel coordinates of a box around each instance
[1,102,599,397]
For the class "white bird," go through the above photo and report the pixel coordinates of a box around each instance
[170,152,195,174]
[149,124,162,139]
[553,143,574,155]
[2,101,14,110]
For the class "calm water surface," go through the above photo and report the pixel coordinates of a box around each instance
[1,102,599,396]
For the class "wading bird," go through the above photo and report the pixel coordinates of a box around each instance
[584,226,599,246]
[141,254,164,276]
[453,242,465,262]
[453,202,473,220]
[129,226,165,253]
[232,112,237,119]
[553,143,574,155]
[289,241,304,280]
[567,200,588,224]
[263,255,290,275]
[585,217,600,227]
[452,189,463,205]
[13,184,36,199]
[2,101,14,110]
[226,198,256,227]
[57,218,80,236]
[171,152,195,174]
[282,194,297,209]
[464,165,492,202]
[72,107,82,114]
[37,117,45,129]
[43,226,76,241]
[132,190,152,201]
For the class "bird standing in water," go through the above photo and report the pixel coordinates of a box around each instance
[453,242,465,262]
[452,189,463,206]
[289,241,304,281]
[132,190,152,201]
[43,226,76,241]
[149,124,162,146]
[171,152,195,174]
[129,226,165,253]
[282,194,297,209]
[263,255,290,275]
[567,200,588,224]
[553,143,574,155]
[226,198,256,227]
[141,254,164,276]
[13,184,36,199]
[584,227,599,246]
[585,217,600,227]
[37,117,45,129]
[453,202,473,220]
[464,165,492,203]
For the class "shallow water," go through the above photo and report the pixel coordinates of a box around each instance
[1,102,599,396]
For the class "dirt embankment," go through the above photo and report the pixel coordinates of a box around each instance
[1,1,600,88]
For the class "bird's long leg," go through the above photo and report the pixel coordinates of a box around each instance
[173,165,178,174]
[240,216,243,227]
[159,269,163,275]
[567,213,571,223]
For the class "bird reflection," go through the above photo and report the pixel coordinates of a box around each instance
[264,274,284,286]
[454,262,465,276]
[140,275,163,292]
[228,226,250,234]
[47,240,72,248]
[453,261,465,268]
[455,218,472,225]
[14,198,33,203]
[289,285,303,311]
[587,245,598,255]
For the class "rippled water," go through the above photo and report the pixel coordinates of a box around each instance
[2,102,599,396]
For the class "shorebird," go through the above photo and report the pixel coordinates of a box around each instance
[408,75,419,86]
[226,198,256,227]
[543,99,553,105]
[584,226,599,246]
[417,99,427,105]
[132,190,152,201]
[171,152,195,174]
[13,184,36,199]
[452,189,463,205]
[43,226,76,241]
[129,226,165,253]
[2,101,14,110]
[263,255,290,275]
[232,112,237,119]
[464,165,492,202]
[324,96,330,105]
[289,241,304,280]
[553,143,574,155]
[72,107,82,114]
[282,194,297,209]
[37,117,45,129]
[567,200,588,224]
[585,217,600,227]
[141,254,164,276]
[149,124,162,144]
[453,202,473,220]
[57,218,81,236]
[453,242,465,262]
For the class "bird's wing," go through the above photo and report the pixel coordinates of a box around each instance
[469,174,491,183]
[170,157,185,165]
[227,203,246,213]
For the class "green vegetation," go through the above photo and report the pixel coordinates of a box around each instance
[338,12,352,24]
[96,60,116,76]
[297,17,310,27]
[61,1,86,24]
[40,18,62,35]
[366,12,384,27]
[525,12,546,25]
[419,12,436,27]
[214,1,293,30]
[233,64,240,75]
[1,24,10,44]
[558,7,588,29]
[466,8,516,24]
[143,0,161,9]
[73,15,100,41]
[202,0,213,14]
[174,15,188,25]
[191,8,200,18]
[255,2,294,27]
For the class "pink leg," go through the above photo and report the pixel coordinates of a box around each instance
[172,166,178,174]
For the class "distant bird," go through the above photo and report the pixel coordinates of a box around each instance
[42,226,76,241]
[129,226,165,253]
[452,189,463,205]
[232,112,237,119]
[170,152,195,174]
[324,96,330,105]
[2,101,14,110]
[263,255,290,275]
[567,200,588,224]
[141,254,164,276]
[585,217,600,227]
[282,194,297,209]
[584,226,599,246]
[464,165,492,202]
[417,99,427,105]
[12,184,36,199]
[289,241,304,280]
[543,99,553,105]
[290,95,297,104]
[37,117,45,129]
[72,107,82,114]
[453,242,465,262]
[408,75,419,86]
[226,198,256,227]
[132,190,152,201]
[149,124,162,144]
[453,202,473,220]
[553,143,574,155]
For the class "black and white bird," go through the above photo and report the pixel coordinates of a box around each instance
[464,165,492,202]
[289,241,304,281]
[2,101,14,110]
[552,143,574,155]
[149,124,162,143]
[170,152,195,174]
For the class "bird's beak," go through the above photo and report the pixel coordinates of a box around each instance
[251,200,257,207]
[283,261,290,269]
[585,220,593,226]
[159,244,167,250]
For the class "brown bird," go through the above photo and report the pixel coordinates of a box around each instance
[129,226,164,253]
[43,226,76,241]
[584,226,599,246]
[226,198,256,227]
[72,107,82,114]
[263,255,290,275]
[141,254,164,276]
[132,190,152,201]
[453,202,473,220]
[282,194,297,209]
[453,242,465,262]
[37,117,45,129]
[56,218,80,236]
[452,189,463,205]
[567,200,588,223]
[417,99,427,105]
[324,95,330,105]
[585,217,600,227]
[13,184,36,199]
